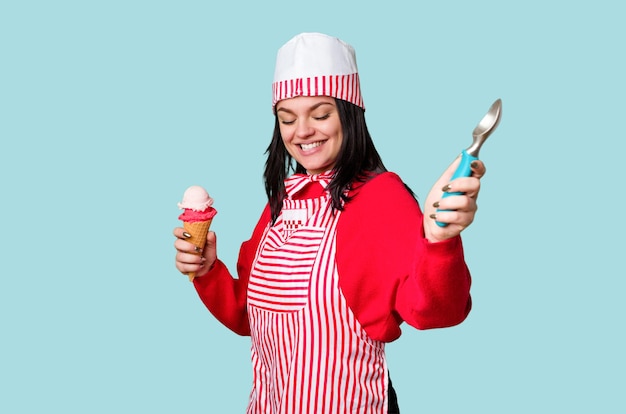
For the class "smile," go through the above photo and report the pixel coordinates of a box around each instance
[300,141,326,151]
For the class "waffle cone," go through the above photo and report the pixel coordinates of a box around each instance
[183,219,213,282]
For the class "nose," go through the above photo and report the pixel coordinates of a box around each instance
[295,119,315,139]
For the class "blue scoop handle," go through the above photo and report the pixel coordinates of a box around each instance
[436,150,477,227]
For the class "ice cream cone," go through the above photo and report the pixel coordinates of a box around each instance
[183,219,213,282]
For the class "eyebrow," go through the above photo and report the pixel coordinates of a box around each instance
[276,101,334,114]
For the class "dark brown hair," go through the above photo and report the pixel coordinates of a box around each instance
[263,99,388,223]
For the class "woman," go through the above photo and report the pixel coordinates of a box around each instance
[174,32,485,413]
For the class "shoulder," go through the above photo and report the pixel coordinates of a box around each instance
[344,171,420,218]
[338,172,423,247]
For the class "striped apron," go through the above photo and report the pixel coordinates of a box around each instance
[246,174,389,413]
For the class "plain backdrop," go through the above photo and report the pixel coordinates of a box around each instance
[1,1,624,413]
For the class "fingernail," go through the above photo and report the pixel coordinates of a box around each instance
[429,213,437,220]
[194,246,202,253]
[471,161,479,169]
[433,201,440,208]
[183,232,191,238]
[442,184,452,192]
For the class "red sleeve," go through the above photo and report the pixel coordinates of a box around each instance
[192,204,271,336]
[336,172,472,342]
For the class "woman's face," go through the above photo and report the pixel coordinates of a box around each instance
[275,96,343,175]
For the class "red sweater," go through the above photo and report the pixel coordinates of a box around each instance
[193,172,472,342]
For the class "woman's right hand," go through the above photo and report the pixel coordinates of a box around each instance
[173,227,217,278]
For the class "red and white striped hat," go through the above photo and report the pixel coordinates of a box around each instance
[272,32,364,110]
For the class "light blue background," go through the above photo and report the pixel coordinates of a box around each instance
[1,1,624,412]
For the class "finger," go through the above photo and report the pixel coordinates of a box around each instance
[434,194,475,212]
[437,159,485,193]
[203,231,218,263]
[429,210,461,227]
[174,238,201,254]
[176,250,205,265]
[177,246,206,264]
[444,177,481,199]
[429,208,475,229]
[175,249,205,271]
[470,160,486,178]
[176,259,205,275]
[173,227,192,240]
[424,155,462,207]
[206,230,216,245]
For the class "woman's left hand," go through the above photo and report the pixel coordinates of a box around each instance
[423,157,486,242]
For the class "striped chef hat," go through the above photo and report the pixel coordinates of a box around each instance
[272,32,364,110]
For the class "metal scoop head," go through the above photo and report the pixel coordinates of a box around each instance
[434,98,503,227]
[466,98,502,157]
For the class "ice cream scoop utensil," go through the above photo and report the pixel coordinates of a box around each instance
[436,99,502,227]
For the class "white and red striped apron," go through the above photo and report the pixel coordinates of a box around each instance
[246,174,389,413]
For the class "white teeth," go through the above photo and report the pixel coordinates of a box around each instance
[300,141,324,151]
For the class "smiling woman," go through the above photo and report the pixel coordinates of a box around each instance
[173,32,485,413]
[276,97,343,175]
